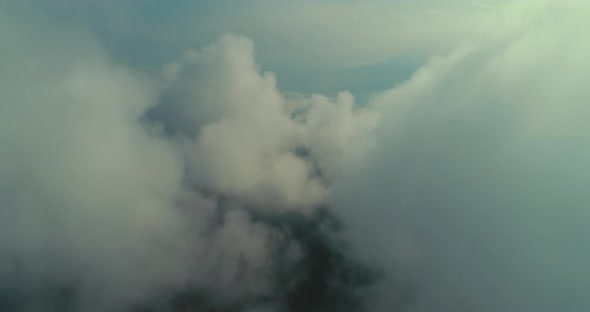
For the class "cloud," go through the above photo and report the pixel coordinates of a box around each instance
[0,7,195,310]
[0,4,379,311]
[154,34,324,211]
[150,33,381,212]
[2,0,590,311]
[332,2,590,311]
[7,0,521,95]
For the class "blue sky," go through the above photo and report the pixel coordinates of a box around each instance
[17,0,479,99]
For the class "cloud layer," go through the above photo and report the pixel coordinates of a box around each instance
[0,4,378,311]
[333,2,590,311]
[1,1,590,311]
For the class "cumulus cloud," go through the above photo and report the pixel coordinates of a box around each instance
[0,4,378,311]
[154,35,327,211]
[2,0,590,311]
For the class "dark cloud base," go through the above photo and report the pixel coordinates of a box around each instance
[0,207,412,312]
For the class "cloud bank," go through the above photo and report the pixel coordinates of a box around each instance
[1,1,590,311]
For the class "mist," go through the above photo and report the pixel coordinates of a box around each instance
[1,1,590,311]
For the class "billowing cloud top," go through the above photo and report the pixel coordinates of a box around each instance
[1,1,590,311]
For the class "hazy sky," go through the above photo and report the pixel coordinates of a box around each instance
[1,1,590,311]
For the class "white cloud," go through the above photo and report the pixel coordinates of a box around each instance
[153,34,379,212]
[0,8,206,310]
[2,0,590,311]
[332,2,590,311]
[0,6,378,310]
